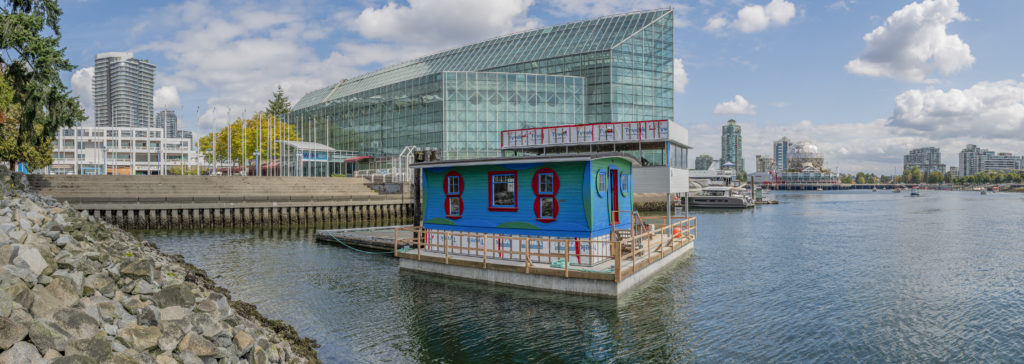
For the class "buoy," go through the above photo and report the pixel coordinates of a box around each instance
[673,226,682,238]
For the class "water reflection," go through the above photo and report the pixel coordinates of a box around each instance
[138,191,1024,362]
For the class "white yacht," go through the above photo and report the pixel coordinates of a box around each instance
[686,186,754,208]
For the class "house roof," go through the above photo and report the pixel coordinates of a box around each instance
[411,152,640,168]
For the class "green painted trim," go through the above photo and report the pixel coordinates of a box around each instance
[424,217,456,225]
[496,221,540,230]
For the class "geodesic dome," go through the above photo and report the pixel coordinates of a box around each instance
[788,141,824,171]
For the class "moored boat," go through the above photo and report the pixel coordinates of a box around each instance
[686,186,754,208]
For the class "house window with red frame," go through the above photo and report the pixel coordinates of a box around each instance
[444,171,463,219]
[489,171,518,211]
[532,168,559,221]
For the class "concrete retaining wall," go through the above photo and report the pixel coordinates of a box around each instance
[28,175,414,229]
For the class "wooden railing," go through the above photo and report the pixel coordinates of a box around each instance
[394,217,696,282]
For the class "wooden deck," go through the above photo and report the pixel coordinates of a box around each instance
[394,218,696,283]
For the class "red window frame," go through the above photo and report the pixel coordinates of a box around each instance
[444,171,463,218]
[532,168,560,222]
[488,171,518,211]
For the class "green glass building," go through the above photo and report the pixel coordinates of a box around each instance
[289,9,674,159]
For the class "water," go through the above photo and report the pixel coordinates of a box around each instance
[138,190,1024,362]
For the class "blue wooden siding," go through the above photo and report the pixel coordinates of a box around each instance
[422,161,595,237]
[587,158,633,236]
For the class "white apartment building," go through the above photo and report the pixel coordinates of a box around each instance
[45,126,202,175]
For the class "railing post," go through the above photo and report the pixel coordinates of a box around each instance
[482,234,488,269]
[444,232,449,264]
[564,238,570,278]
[393,227,398,257]
[525,237,531,274]
[417,228,422,260]
[614,237,622,282]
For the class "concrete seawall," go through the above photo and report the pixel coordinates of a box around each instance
[28,175,414,229]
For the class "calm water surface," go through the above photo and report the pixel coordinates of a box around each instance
[138,191,1024,363]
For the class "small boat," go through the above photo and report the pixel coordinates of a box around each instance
[992,186,999,193]
[981,190,988,195]
[816,187,823,191]
[892,188,902,193]
[872,187,877,192]
[910,187,920,197]
[685,186,754,208]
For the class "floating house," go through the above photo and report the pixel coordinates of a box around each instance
[395,153,696,297]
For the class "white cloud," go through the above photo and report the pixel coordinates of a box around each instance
[713,95,757,115]
[674,58,688,93]
[733,0,795,33]
[845,0,974,82]
[702,0,795,34]
[704,15,728,32]
[889,79,1024,139]
[351,0,540,48]
[70,67,94,126]
[829,0,853,11]
[140,2,360,132]
[545,0,692,27]
[153,85,181,109]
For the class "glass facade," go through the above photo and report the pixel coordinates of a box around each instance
[289,9,673,159]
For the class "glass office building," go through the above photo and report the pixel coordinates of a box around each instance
[289,9,674,159]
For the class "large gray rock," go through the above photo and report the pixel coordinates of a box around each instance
[106,349,149,364]
[4,280,33,309]
[0,290,12,317]
[0,341,43,364]
[84,273,115,298]
[159,305,187,321]
[65,337,113,363]
[151,283,195,308]
[0,316,28,350]
[233,329,255,355]
[121,295,148,315]
[136,305,160,326]
[53,307,101,341]
[157,316,192,352]
[116,324,161,351]
[28,318,70,353]
[30,276,79,318]
[177,331,218,357]
[192,312,226,339]
[130,279,157,295]
[9,245,49,275]
[52,270,84,293]
[51,355,100,364]
[55,234,75,248]
[119,259,154,280]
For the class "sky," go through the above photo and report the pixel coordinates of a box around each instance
[58,0,1024,174]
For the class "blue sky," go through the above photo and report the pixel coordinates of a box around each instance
[60,0,1024,174]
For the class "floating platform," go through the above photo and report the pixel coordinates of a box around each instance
[315,225,412,251]
[394,219,696,297]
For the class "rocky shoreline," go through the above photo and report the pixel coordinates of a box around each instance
[0,167,320,364]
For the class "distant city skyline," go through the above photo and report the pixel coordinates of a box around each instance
[58,0,1024,173]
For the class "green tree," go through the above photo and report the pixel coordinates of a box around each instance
[909,166,923,184]
[926,171,943,184]
[0,0,86,170]
[856,175,866,184]
[199,112,299,167]
[265,85,291,116]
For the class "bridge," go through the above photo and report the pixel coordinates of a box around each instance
[28,175,413,229]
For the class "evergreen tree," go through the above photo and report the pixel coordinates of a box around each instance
[0,0,86,169]
[265,85,291,116]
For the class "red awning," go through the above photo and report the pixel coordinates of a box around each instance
[344,156,371,163]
